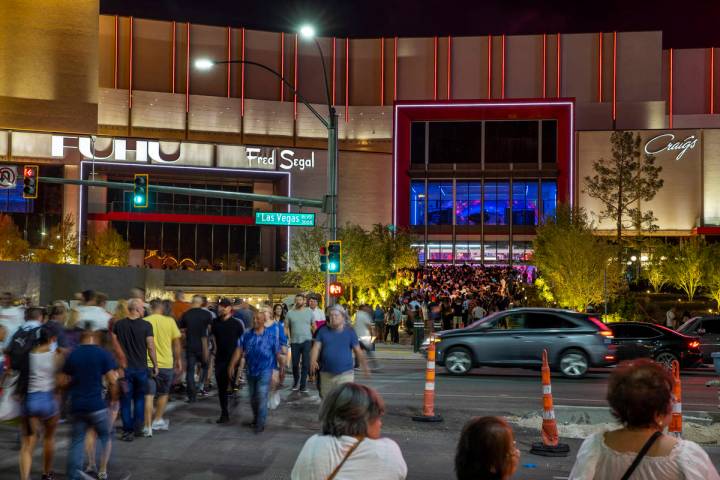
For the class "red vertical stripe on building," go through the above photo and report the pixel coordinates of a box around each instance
[332,37,337,105]
[380,38,385,106]
[542,33,547,98]
[345,37,350,122]
[226,27,231,98]
[394,36,398,101]
[447,35,452,99]
[669,48,673,128]
[501,34,506,99]
[433,36,438,100]
[598,32,603,102]
[280,33,285,101]
[129,17,133,108]
[171,21,176,94]
[556,33,561,97]
[241,28,246,116]
[114,15,119,89]
[487,35,492,99]
[613,32,617,121]
[294,33,298,120]
[185,22,190,113]
[710,48,715,114]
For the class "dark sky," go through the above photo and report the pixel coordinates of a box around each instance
[100,0,720,49]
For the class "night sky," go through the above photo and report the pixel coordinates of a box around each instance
[100,0,720,49]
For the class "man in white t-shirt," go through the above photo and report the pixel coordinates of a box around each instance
[0,292,25,351]
[308,296,326,331]
[76,290,112,331]
[666,306,677,329]
[472,304,487,320]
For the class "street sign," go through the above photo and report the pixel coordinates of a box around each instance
[329,282,344,297]
[255,211,316,227]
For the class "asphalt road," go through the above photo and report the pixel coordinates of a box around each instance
[0,353,718,479]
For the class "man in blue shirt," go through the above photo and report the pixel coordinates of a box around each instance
[310,306,368,398]
[60,328,118,480]
[228,310,282,433]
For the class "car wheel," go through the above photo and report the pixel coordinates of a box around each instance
[654,351,678,370]
[559,349,589,379]
[445,347,473,376]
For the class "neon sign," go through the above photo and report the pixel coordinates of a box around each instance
[644,134,698,161]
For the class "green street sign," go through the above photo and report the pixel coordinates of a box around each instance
[255,211,316,227]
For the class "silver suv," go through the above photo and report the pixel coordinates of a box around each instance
[432,308,616,378]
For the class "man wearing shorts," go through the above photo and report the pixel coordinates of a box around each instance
[143,299,182,435]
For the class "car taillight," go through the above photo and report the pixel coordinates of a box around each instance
[688,340,700,349]
[598,330,614,338]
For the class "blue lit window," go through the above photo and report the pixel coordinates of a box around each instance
[427,181,453,225]
[410,180,426,225]
[541,180,558,221]
[483,181,510,225]
[455,182,482,226]
[512,181,539,226]
[0,180,32,213]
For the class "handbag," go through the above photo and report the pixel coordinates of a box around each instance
[620,431,662,480]
[0,373,22,421]
[326,437,365,480]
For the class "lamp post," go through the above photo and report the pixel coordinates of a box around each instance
[196,25,339,303]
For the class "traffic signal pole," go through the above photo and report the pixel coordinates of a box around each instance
[326,109,339,306]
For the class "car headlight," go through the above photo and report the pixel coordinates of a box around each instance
[421,337,431,347]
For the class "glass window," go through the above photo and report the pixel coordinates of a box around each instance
[469,243,482,263]
[455,243,470,262]
[483,181,510,225]
[512,181,539,226]
[427,181,453,225]
[410,181,426,226]
[161,223,178,257]
[485,121,539,164]
[525,313,578,329]
[492,312,526,330]
[541,180,558,221]
[512,241,534,263]
[496,240,509,262]
[428,242,453,262]
[411,122,427,164]
[428,122,483,164]
[541,120,557,166]
[455,182,482,226]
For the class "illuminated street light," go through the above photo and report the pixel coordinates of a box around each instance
[299,24,316,39]
[194,58,215,70]
[630,255,637,262]
[640,255,649,262]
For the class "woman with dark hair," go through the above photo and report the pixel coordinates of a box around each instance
[291,383,406,480]
[455,416,520,480]
[569,359,720,479]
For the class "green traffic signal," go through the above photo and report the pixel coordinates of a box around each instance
[133,174,149,208]
[327,240,342,274]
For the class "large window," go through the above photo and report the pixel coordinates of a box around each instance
[512,181,539,226]
[410,180,426,225]
[427,182,453,225]
[483,181,510,225]
[428,122,483,164]
[485,121,539,164]
[455,182,482,226]
[541,180,558,221]
[411,122,426,164]
[541,120,557,165]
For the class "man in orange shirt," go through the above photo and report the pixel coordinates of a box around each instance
[171,290,191,323]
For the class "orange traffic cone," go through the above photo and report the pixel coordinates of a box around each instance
[530,349,569,457]
[412,334,443,423]
[669,359,682,437]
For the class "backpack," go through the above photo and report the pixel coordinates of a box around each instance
[5,326,42,397]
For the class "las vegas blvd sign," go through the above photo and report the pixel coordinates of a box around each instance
[255,211,316,227]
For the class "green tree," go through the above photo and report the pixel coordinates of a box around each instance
[86,228,129,267]
[584,131,664,248]
[703,244,720,310]
[664,237,707,302]
[0,214,29,261]
[285,225,328,295]
[35,214,78,264]
[642,241,672,293]
[533,205,620,311]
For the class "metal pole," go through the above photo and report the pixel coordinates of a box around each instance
[604,264,608,315]
[326,108,339,306]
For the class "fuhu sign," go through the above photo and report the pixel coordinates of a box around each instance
[644,133,699,161]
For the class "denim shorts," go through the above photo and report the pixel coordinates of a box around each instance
[24,391,58,420]
[146,368,174,396]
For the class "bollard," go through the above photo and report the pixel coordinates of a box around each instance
[530,350,569,457]
[669,359,682,437]
[412,322,424,353]
[412,334,443,422]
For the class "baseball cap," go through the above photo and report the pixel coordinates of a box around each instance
[218,298,233,307]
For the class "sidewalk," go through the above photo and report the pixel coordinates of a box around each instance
[373,341,424,360]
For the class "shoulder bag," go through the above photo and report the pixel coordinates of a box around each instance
[620,431,663,480]
[326,437,365,480]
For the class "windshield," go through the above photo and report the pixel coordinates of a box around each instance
[465,310,505,329]
[677,318,698,333]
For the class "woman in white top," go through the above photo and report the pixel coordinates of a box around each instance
[291,383,407,480]
[569,359,720,480]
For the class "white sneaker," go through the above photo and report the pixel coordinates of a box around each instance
[151,418,169,431]
[142,426,153,437]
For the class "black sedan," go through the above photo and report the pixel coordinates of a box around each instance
[608,322,702,369]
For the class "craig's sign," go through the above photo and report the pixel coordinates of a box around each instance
[644,133,699,161]
[50,135,316,171]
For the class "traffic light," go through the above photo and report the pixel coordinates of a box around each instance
[327,240,342,274]
[319,246,328,272]
[133,173,149,208]
[22,165,39,199]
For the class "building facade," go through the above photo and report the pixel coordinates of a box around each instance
[0,3,719,270]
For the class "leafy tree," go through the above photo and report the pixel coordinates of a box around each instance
[35,214,78,264]
[703,244,720,310]
[664,237,707,302]
[285,225,328,295]
[584,131,664,248]
[85,227,129,267]
[0,214,29,261]
[533,205,621,311]
[642,242,672,293]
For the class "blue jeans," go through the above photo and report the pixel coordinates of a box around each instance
[66,409,111,480]
[120,367,147,434]
[247,371,272,428]
[185,350,208,401]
